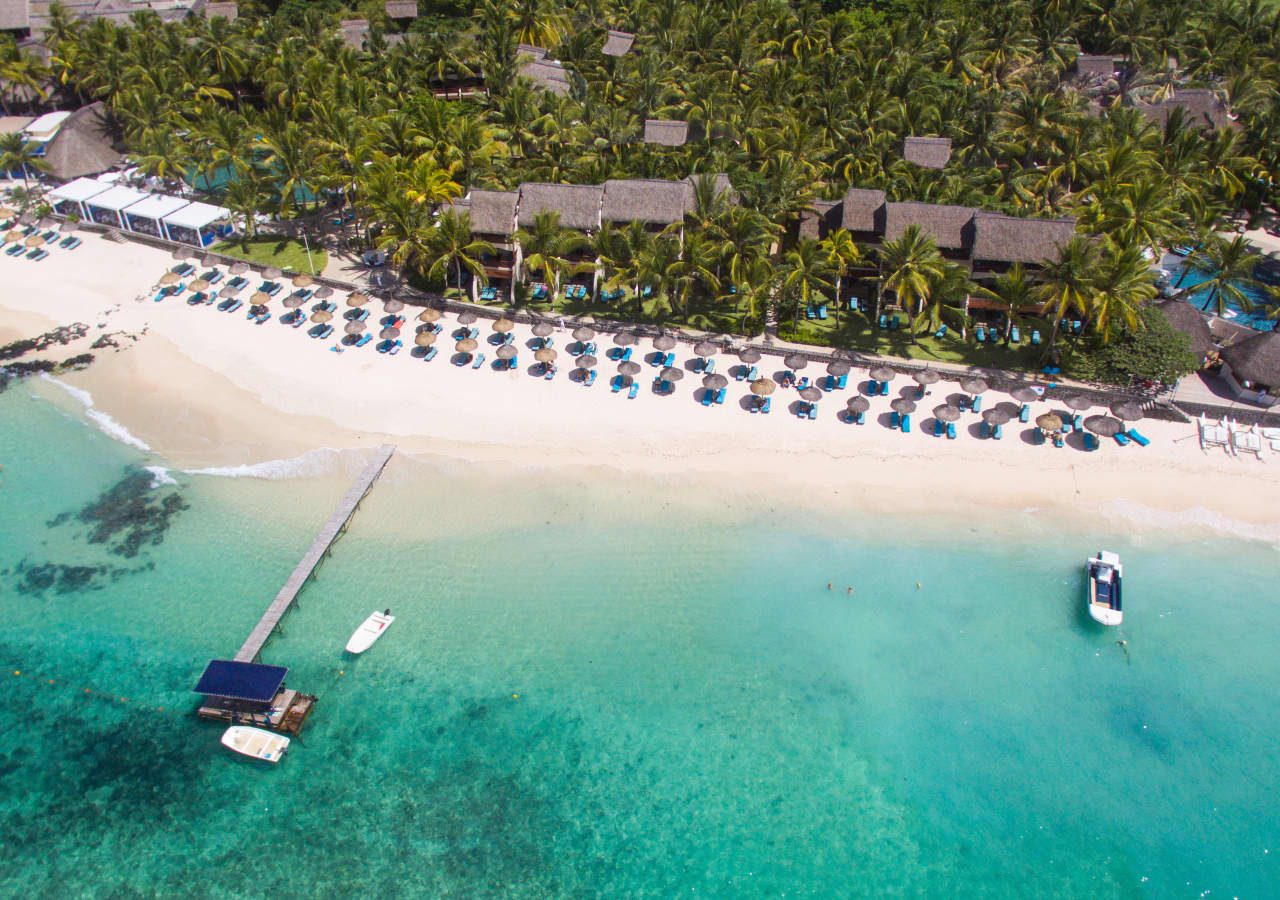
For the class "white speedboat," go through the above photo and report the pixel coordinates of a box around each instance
[345,608,395,654]
[221,726,290,763]
[1086,551,1123,626]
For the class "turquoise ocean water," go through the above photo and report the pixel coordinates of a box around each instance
[1,378,1278,897]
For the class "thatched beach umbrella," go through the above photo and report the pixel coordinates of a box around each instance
[912,369,941,387]
[799,386,822,403]
[383,298,405,314]
[653,334,677,352]
[24,235,44,248]
[960,377,989,395]
[933,404,962,422]
[379,326,400,340]
[311,310,333,323]
[413,308,439,323]
[262,266,283,279]
[250,291,271,306]
[457,311,477,325]
[188,278,211,292]
[983,408,1011,426]
[618,360,641,376]
[703,373,728,390]
[827,360,852,376]
[1085,415,1123,437]
[314,286,334,299]
[572,325,595,342]
[227,261,248,275]
[220,281,243,296]
[1009,386,1039,403]
[532,321,554,338]
[869,365,895,382]
[1036,412,1063,431]
[785,353,809,371]
[158,272,180,285]
[414,330,436,347]
[0,206,15,218]
[613,331,637,347]
[1110,400,1144,422]
[738,346,761,364]
[4,229,24,242]
[456,337,477,354]
[535,347,557,364]
[1062,394,1092,411]
[347,292,369,307]
[59,220,78,233]
[292,274,314,288]
[284,294,307,308]
[346,320,367,336]
[751,377,776,397]
[493,317,515,333]
[496,343,517,360]
[890,397,916,415]
[172,246,196,260]
[661,366,685,382]
[694,341,718,358]
[846,395,870,413]
[576,354,597,369]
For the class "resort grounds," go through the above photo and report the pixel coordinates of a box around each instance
[3,231,1280,539]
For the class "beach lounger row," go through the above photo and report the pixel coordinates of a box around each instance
[878,314,903,330]
[805,305,829,320]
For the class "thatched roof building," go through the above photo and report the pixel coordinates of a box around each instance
[884,201,974,250]
[1221,330,1280,390]
[1137,89,1235,131]
[385,0,417,19]
[841,188,886,234]
[42,102,121,180]
[1155,300,1213,359]
[903,136,951,169]
[799,199,840,240]
[338,19,369,50]
[203,1,237,19]
[602,29,634,56]
[453,189,518,237]
[28,0,199,29]
[601,178,692,226]
[643,119,688,147]
[517,183,603,232]
[970,212,1076,264]
[0,0,29,31]
[518,54,570,95]
[1074,54,1120,79]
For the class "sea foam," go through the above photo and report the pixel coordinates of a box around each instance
[40,375,153,453]
[182,447,352,480]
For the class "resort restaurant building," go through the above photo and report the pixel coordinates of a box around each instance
[161,201,233,247]
[123,193,189,239]
[83,184,149,229]
[48,177,111,219]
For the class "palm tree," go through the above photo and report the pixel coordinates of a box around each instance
[914,263,974,342]
[878,225,946,323]
[819,227,863,328]
[0,133,47,190]
[222,169,270,239]
[974,264,1039,343]
[779,239,836,330]
[1175,234,1262,316]
[1089,242,1157,342]
[423,210,496,292]
[1036,236,1099,351]
[515,211,585,297]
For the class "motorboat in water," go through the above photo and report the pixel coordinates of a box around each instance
[345,608,395,654]
[221,726,290,763]
[1086,551,1123,626]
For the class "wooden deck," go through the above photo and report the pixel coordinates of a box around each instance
[235,444,395,663]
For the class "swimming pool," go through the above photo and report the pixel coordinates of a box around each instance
[1162,254,1278,332]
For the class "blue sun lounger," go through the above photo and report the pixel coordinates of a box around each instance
[947,422,957,439]
[628,381,640,399]
[421,344,436,360]
[472,352,486,369]
[760,397,772,414]
[1031,329,1042,345]
[972,395,983,412]
[1019,403,1031,422]
[583,370,596,387]
[716,387,727,405]
[975,325,987,342]
[59,236,82,250]
[879,380,889,396]
[993,424,1003,440]
[1083,433,1098,450]
[1127,429,1149,446]
[901,414,911,432]
[701,388,714,406]
[1010,325,1021,343]
[1113,431,1131,446]
[933,418,944,437]
[890,411,900,428]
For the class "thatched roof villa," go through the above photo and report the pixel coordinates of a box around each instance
[902,136,951,169]
[602,29,635,57]
[601,178,691,227]
[643,119,689,147]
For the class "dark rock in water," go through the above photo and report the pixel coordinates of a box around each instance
[1,360,56,377]
[73,470,190,559]
[13,558,147,597]
[0,324,89,361]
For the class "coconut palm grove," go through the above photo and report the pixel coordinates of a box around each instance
[6,0,1280,381]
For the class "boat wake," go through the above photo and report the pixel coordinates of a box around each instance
[39,375,153,453]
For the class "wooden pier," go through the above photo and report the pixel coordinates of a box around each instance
[235,444,395,663]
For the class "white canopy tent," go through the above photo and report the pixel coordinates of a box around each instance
[83,185,148,228]
[161,201,232,247]
[48,178,111,218]
[123,194,189,239]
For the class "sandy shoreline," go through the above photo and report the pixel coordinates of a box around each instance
[3,232,1279,541]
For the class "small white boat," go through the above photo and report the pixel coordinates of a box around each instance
[221,726,290,763]
[345,608,395,654]
[1086,551,1123,626]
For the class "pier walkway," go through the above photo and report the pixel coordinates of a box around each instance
[235,444,395,663]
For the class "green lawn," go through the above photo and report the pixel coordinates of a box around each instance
[212,236,328,275]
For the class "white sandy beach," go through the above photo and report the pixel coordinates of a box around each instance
[2,232,1279,539]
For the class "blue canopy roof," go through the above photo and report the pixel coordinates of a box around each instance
[193,660,287,703]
